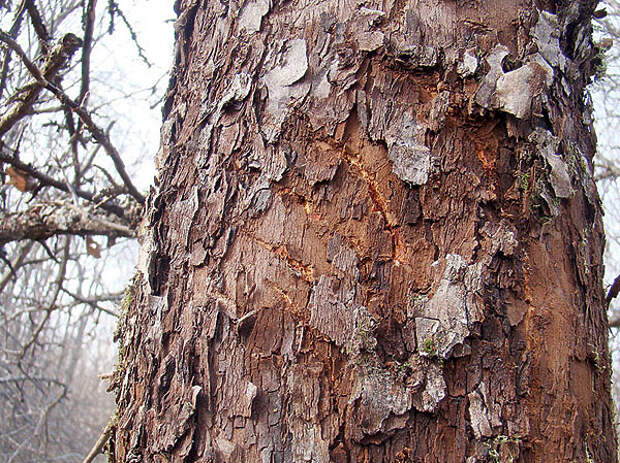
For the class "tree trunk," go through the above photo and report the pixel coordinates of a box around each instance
[110,1,618,462]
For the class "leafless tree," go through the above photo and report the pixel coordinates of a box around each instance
[0,1,169,461]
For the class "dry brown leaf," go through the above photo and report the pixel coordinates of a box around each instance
[86,236,101,258]
[598,38,614,50]
[6,166,37,192]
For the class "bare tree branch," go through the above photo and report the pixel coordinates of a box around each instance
[0,32,83,137]
[70,0,98,184]
[42,83,146,204]
[0,29,47,85]
[0,241,32,293]
[79,0,96,106]
[0,201,135,245]
[60,287,120,317]
[1,16,146,205]
[24,0,51,48]
[0,151,130,218]
[0,0,27,100]
[82,420,113,463]
[0,375,65,386]
[16,239,69,360]
[107,1,150,67]
[607,272,620,305]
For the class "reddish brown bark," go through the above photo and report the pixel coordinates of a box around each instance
[110,1,617,462]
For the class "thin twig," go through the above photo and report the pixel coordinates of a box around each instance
[0,241,32,293]
[606,273,620,305]
[43,83,146,204]
[0,29,47,85]
[24,0,51,48]
[0,0,27,100]
[82,420,113,463]
[71,0,98,183]
[0,151,128,218]
[0,31,83,137]
[60,287,119,317]
[108,1,151,67]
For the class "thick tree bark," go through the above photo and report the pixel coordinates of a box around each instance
[110,1,617,462]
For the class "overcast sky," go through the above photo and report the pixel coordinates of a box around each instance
[94,1,175,190]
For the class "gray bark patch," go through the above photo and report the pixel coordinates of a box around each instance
[533,10,566,71]
[474,14,561,121]
[388,143,431,185]
[262,39,310,140]
[457,48,478,77]
[386,114,431,185]
[346,366,413,443]
[530,128,574,198]
[413,254,484,359]
[238,0,270,34]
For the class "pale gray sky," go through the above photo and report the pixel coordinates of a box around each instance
[93,1,175,190]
